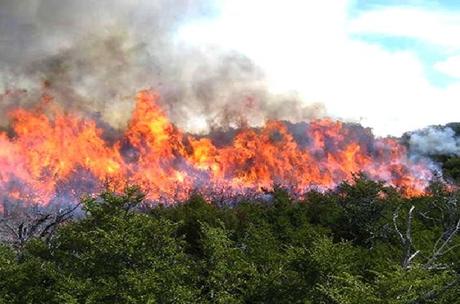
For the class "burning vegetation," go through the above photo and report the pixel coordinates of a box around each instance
[1,2,460,303]
[0,89,435,210]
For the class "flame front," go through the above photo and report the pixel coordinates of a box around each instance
[0,90,433,207]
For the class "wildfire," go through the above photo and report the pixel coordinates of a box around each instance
[0,90,433,207]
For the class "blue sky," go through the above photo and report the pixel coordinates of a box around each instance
[351,0,460,86]
[178,0,460,136]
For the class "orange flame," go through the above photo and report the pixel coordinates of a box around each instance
[0,90,433,206]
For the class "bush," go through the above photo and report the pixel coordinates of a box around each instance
[0,177,459,303]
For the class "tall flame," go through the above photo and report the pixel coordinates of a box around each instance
[0,90,433,207]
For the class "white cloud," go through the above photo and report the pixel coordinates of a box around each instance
[177,0,460,136]
[348,6,460,51]
[434,55,460,78]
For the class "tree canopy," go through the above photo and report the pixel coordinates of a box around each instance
[0,176,459,303]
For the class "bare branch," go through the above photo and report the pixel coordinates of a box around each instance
[0,204,80,250]
[426,218,460,267]
[393,206,419,269]
[393,207,404,243]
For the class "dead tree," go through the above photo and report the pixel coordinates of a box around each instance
[393,202,460,303]
[393,205,420,269]
[425,217,460,270]
[0,203,80,251]
[393,202,460,270]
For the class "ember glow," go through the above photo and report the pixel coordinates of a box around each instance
[0,89,433,207]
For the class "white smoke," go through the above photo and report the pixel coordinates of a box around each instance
[409,127,460,156]
[0,0,324,133]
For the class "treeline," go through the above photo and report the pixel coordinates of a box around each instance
[0,176,459,303]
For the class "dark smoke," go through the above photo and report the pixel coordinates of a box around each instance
[0,0,325,133]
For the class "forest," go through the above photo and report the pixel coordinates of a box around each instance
[0,175,459,303]
[2,1,460,303]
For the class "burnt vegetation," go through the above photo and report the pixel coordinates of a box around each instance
[0,176,459,303]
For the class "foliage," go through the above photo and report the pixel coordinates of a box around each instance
[0,177,459,303]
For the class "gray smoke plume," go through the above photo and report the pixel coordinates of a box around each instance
[0,0,325,133]
[408,127,460,156]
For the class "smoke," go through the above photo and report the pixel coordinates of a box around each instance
[408,127,460,156]
[0,0,325,133]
